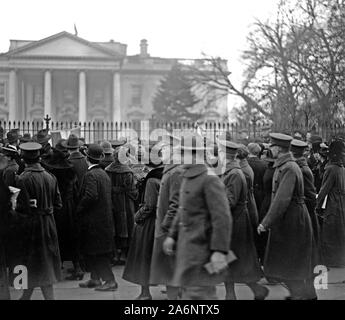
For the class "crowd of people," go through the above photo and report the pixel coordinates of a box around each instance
[0,126,344,300]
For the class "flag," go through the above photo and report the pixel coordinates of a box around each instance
[74,23,78,36]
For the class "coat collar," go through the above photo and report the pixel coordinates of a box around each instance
[88,164,101,171]
[183,164,208,178]
[239,158,249,168]
[224,160,241,174]
[68,151,85,160]
[105,162,132,173]
[24,163,45,172]
[273,152,294,168]
[163,164,180,174]
[295,157,308,168]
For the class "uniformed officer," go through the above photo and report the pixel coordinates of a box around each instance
[13,142,62,300]
[258,133,314,300]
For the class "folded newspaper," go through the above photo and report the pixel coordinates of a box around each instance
[8,186,20,210]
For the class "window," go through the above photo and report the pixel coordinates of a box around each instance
[131,84,142,107]
[0,82,6,105]
[33,86,43,105]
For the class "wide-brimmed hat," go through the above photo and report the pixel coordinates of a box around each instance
[62,134,83,149]
[100,141,114,154]
[34,129,51,144]
[1,145,18,156]
[20,133,32,143]
[7,129,22,144]
[85,144,104,161]
[111,139,127,148]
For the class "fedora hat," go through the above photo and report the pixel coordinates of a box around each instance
[20,133,32,143]
[35,129,51,144]
[62,134,83,149]
[7,129,22,144]
[100,141,114,155]
[85,144,104,161]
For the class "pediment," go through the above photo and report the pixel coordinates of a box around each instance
[7,32,116,59]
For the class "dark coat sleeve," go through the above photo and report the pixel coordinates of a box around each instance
[317,166,335,210]
[161,171,182,233]
[15,177,31,215]
[135,178,159,222]
[3,166,18,188]
[303,167,316,208]
[204,174,232,253]
[261,167,296,228]
[223,172,242,209]
[53,177,63,212]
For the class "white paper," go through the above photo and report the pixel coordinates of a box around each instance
[321,195,328,209]
[8,186,20,210]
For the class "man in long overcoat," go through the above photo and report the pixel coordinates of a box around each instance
[63,134,88,189]
[163,134,232,300]
[150,135,183,300]
[13,142,63,300]
[77,144,117,291]
[258,133,314,300]
[237,145,259,229]
[291,139,320,300]
[218,140,267,300]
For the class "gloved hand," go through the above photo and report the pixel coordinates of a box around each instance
[210,251,228,274]
[163,237,175,256]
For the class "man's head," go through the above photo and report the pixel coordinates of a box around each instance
[0,153,8,170]
[19,142,42,165]
[85,144,104,166]
[63,134,83,153]
[269,133,293,159]
[248,143,261,157]
[290,139,308,159]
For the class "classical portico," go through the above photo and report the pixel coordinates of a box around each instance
[0,32,124,123]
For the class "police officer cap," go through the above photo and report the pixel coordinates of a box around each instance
[291,139,308,149]
[269,133,293,148]
[218,139,240,150]
[19,142,42,151]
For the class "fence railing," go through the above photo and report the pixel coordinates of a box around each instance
[0,119,344,144]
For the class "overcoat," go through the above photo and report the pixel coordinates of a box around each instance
[222,160,263,283]
[3,159,19,187]
[68,151,88,189]
[169,164,231,287]
[77,165,114,256]
[106,162,137,250]
[0,169,10,299]
[12,163,63,288]
[240,159,259,227]
[100,154,114,170]
[317,162,345,267]
[150,164,183,285]
[261,153,313,280]
[123,166,163,286]
[44,157,79,262]
[248,156,267,212]
[295,157,320,246]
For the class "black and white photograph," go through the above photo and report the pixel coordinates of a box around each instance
[0,0,344,304]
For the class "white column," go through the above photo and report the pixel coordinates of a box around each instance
[44,70,52,118]
[113,71,121,122]
[78,71,87,123]
[8,69,17,122]
[26,83,33,119]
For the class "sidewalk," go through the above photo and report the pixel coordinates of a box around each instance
[8,265,345,300]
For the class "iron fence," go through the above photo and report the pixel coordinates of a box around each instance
[0,118,344,144]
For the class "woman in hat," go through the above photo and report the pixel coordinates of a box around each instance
[43,139,84,280]
[105,145,137,266]
[317,138,345,267]
[122,141,164,300]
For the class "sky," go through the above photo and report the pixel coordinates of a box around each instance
[0,0,279,110]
